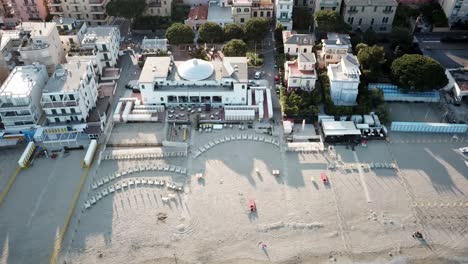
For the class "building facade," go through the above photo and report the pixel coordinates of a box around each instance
[341,0,398,33]
[284,52,317,91]
[138,56,249,106]
[80,26,120,68]
[8,0,48,22]
[0,63,48,130]
[439,0,468,25]
[327,54,361,105]
[41,60,98,123]
[232,0,253,24]
[145,0,172,17]
[282,30,315,55]
[318,32,352,66]
[315,0,341,11]
[276,0,293,29]
[185,4,208,30]
[252,0,274,20]
[208,1,234,27]
[53,17,88,52]
[47,0,110,25]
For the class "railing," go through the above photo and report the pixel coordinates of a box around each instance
[89,0,107,5]
[148,1,162,7]
[42,100,79,108]
[49,0,62,4]
[1,115,34,122]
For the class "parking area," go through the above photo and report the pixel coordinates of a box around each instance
[0,150,85,264]
[0,147,24,196]
[387,102,444,122]
[107,123,167,146]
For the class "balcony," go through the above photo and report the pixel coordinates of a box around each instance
[148,1,162,7]
[69,0,80,5]
[90,7,106,13]
[1,115,34,122]
[382,9,394,14]
[41,100,79,108]
[89,0,108,5]
[49,0,62,4]
[347,9,358,14]
[0,102,30,111]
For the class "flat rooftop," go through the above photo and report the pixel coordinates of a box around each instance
[141,38,168,50]
[323,33,351,48]
[43,61,91,93]
[328,54,360,81]
[208,3,233,22]
[0,64,46,97]
[82,26,118,44]
[16,22,56,38]
[322,120,361,136]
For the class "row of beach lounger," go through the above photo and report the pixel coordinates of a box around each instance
[193,134,280,158]
[84,178,183,209]
[102,151,187,161]
[91,165,187,190]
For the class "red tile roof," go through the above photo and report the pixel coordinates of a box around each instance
[187,5,208,20]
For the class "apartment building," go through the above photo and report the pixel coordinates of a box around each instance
[341,0,398,33]
[80,26,120,68]
[276,0,293,29]
[327,54,361,105]
[53,17,88,52]
[7,22,65,74]
[146,0,172,16]
[207,0,234,27]
[439,0,468,25]
[315,0,341,11]
[0,63,48,131]
[48,0,110,25]
[41,60,98,124]
[252,0,274,20]
[232,0,253,24]
[284,51,317,91]
[318,32,352,66]
[282,30,315,55]
[8,0,48,22]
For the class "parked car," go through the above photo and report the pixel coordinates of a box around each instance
[459,147,468,154]
[125,80,139,90]
[254,71,261,79]
[274,75,280,84]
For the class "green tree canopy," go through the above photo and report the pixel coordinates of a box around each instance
[357,44,386,72]
[165,23,194,45]
[362,28,378,45]
[224,24,245,41]
[314,10,349,33]
[391,54,448,91]
[222,39,248,56]
[390,27,413,50]
[199,22,224,43]
[245,17,270,42]
[106,0,147,20]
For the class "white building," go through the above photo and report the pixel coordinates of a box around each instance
[314,0,342,11]
[53,17,88,52]
[80,26,120,69]
[10,22,66,74]
[208,1,234,27]
[327,54,361,105]
[48,0,110,26]
[276,0,293,30]
[318,33,352,66]
[341,0,398,33]
[232,0,253,24]
[138,56,249,106]
[439,0,468,26]
[284,52,317,91]
[282,30,315,56]
[141,37,169,53]
[41,60,98,124]
[0,63,48,131]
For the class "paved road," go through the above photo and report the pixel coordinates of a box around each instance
[415,33,468,69]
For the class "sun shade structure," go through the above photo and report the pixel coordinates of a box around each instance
[177,59,214,81]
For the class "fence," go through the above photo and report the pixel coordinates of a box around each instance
[391,122,468,133]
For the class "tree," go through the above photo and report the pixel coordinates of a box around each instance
[314,10,349,33]
[106,0,147,20]
[390,27,413,50]
[199,22,224,43]
[355,43,368,54]
[391,54,448,91]
[222,39,248,56]
[165,23,194,45]
[224,24,245,41]
[362,28,377,45]
[245,17,270,42]
[357,44,386,72]
[191,47,208,60]
[274,23,283,42]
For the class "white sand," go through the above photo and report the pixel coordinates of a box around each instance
[61,128,468,264]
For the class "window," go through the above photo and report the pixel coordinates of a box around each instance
[382,17,389,24]
[370,18,374,25]
[244,8,249,12]
[374,6,377,12]
[296,48,298,52]
[160,97,164,101]
[361,6,365,12]
[240,18,245,23]
[347,17,354,24]
[69,94,74,100]
[260,11,264,17]
[349,6,357,11]
[266,11,270,17]
[303,48,306,52]
[321,7,324,10]
[280,4,283,9]
[292,79,297,83]
[332,7,336,11]
[70,108,75,113]
[141,85,145,89]
[52,109,57,115]
[242,85,245,89]
[358,18,362,25]
[380,26,387,31]
[61,109,66,114]
[51,95,56,101]
[253,11,257,17]
[383,6,392,12]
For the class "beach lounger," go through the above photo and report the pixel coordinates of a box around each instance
[109,174,115,180]
[84,200,91,209]
[129,179,135,186]
[90,196,97,205]
[148,180,154,185]
[169,165,175,172]
[135,179,141,185]
[122,181,128,188]
[162,197,170,203]
[175,167,181,173]
[142,179,147,185]
[91,182,98,189]
[237,135,242,140]
[164,166,170,171]
[102,189,108,196]
[96,193,102,200]
[181,168,187,174]
[115,183,122,190]
[103,176,109,183]
[97,179,103,186]
[108,186,115,193]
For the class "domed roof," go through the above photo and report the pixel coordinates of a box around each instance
[177,59,214,81]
